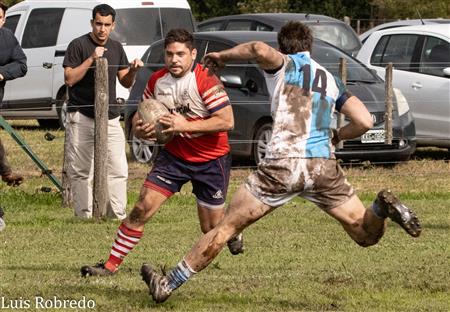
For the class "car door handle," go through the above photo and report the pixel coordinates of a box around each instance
[411,82,422,89]
[43,62,53,69]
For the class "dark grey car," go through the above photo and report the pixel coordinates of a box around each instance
[197,13,362,56]
[125,31,416,164]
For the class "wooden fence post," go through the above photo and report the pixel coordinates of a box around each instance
[337,58,347,150]
[343,16,351,25]
[62,86,72,208]
[385,63,393,145]
[93,57,109,219]
[62,133,72,207]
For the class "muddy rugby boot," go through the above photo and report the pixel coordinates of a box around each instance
[81,261,115,277]
[227,233,244,255]
[141,264,172,303]
[375,189,421,237]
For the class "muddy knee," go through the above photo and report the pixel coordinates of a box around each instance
[128,201,149,225]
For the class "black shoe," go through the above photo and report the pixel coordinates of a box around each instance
[375,189,421,237]
[227,233,244,255]
[141,264,172,303]
[2,173,24,187]
[80,261,115,277]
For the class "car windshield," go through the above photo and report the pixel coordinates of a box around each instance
[312,44,379,82]
[111,8,194,45]
[309,23,360,51]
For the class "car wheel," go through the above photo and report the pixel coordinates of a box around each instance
[131,135,159,163]
[252,123,272,165]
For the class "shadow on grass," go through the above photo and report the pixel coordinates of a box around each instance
[1,263,79,272]
[194,293,341,311]
[420,222,450,230]
[413,147,450,161]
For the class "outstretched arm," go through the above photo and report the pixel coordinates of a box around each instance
[334,96,373,144]
[202,41,284,72]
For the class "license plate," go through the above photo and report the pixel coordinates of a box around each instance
[361,129,385,143]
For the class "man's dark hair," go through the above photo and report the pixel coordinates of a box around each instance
[0,1,8,13]
[92,4,116,22]
[164,28,194,50]
[278,21,313,54]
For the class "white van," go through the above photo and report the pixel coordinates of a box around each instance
[1,0,195,128]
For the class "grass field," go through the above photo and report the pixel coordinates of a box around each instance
[0,121,449,311]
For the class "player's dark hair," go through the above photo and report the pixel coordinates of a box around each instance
[0,1,8,13]
[278,21,313,54]
[92,4,116,22]
[164,28,194,51]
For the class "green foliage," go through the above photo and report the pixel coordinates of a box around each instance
[188,0,240,22]
[190,0,449,22]
[2,0,20,8]
[371,0,450,19]
[237,0,289,13]
[287,0,373,19]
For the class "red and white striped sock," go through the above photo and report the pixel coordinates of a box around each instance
[104,223,143,273]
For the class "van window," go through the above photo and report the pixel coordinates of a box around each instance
[22,8,64,49]
[111,8,194,46]
[4,14,20,34]
[161,8,195,34]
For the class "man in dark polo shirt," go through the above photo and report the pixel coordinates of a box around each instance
[63,4,143,219]
[0,1,27,187]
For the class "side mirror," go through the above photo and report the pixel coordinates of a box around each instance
[443,67,450,77]
[220,75,243,88]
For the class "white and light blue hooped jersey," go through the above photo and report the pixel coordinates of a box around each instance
[263,51,350,159]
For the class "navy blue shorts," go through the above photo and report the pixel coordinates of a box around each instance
[144,149,231,209]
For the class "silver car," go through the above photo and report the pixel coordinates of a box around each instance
[357,24,450,148]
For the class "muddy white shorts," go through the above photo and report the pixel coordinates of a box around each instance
[245,157,354,210]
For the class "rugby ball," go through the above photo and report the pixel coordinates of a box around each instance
[137,99,173,144]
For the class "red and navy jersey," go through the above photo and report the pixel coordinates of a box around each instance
[143,63,231,162]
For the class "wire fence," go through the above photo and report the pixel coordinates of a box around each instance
[1,124,449,170]
[7,62,450,70]
[1,61,449,170]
